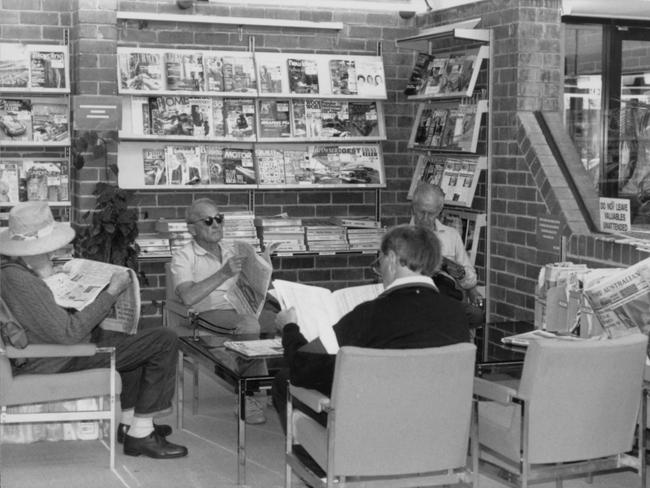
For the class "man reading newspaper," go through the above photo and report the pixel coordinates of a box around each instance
[271,224,470,448]
[170,197,279,424]
[0,202,187,459]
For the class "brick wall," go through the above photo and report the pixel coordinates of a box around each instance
[65,0,420,327]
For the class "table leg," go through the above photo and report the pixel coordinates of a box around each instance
[177,349,184,431]
[238,379,246,485]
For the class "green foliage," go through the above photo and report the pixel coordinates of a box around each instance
[74,182,140,272]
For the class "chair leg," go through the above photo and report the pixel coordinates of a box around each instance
[285,380,292,488]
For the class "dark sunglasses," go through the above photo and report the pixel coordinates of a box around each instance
[191,214,224,226]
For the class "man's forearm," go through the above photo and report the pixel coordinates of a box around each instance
[177,267,232,306]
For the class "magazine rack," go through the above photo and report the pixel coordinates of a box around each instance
[397,19,492,313]
[0,39,71,220]
[115,46,388,191]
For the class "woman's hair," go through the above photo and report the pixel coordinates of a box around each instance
[380,224,442,275]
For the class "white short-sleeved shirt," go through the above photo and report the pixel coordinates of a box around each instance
[170,240,238,312]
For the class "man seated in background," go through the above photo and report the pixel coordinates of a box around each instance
[410,183,484,328]
[0,202,187,459]
[171,197,278,424]
[271,224,470,433]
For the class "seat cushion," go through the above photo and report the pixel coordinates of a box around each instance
[4,368,121,406]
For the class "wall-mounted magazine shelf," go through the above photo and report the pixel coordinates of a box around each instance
[116,47,388,191]
[0,42,71,216]
[117,140,386,190]
[404,45,489,101]
[408,99,487,153]
[407,154,486,208]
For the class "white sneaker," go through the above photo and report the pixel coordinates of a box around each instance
[234,397,267,425]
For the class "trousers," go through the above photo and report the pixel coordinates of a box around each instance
[61,327,179,417]
[272,368,327,434]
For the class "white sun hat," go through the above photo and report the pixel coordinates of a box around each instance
[0,201,75,256]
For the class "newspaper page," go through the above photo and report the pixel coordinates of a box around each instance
[44,258,140,335]
[223,338,283,358]
[583,257,650,338]
[272,279,383,353]
[225,242,272,317]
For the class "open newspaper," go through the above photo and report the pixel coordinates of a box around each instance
[225,242,273,317]
[272,279,384,354]
[43,258,140,335]
[583,256,650,338]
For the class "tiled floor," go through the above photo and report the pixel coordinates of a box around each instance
[0,365,645,488]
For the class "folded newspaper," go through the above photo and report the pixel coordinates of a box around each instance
[225,242,273,317]
[583,256,650,338]
[43,258,140,335]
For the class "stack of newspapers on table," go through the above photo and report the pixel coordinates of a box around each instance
[330,216,385,251]
[155,219,191,253]
[221,210,260,251]
[304,219,348,252]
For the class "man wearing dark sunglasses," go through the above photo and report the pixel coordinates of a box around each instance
[170,197,278,424]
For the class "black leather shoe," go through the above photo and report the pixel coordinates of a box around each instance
[123,431,188,459]
[117,423,173,444]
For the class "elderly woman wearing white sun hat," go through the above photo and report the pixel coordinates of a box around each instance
[0,201,188,460]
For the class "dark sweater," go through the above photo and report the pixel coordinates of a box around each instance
[282,283,470,395]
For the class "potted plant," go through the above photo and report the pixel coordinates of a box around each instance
[74,182,140,273]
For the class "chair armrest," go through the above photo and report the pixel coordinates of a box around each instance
[474,377,519,405]
[5,343,103,359]
[165,298,194,318]
[289,385,331,413]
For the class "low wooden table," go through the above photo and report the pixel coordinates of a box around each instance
[177,333,283,486]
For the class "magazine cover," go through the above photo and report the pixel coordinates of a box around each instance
[205,145,225,184]
[258,59,284,94]
[23,160,63,201]
[57,160,69,201]
[222,55,256,93]
[439,107,463,149]
[348,101,379,137]
[428,108,449,147]
[204,54,224,92]
[165,145,203,185]
[291,100,307,137]
[354,57,386,98]
[457,53,478,94]
[256,147,286,184]
[305,99,323,138]
[307,145,344,184]
[320,100,350,138]
[258,100,291,138]
[456,103,480,152]
[128,96,151,135]
[224,98,256,140]
[222,147,256,185]
[0,43,29,88]
[287,58,319,94]
[283,147,311,184]
[329,59,357,95]
[439,54,465,95]
[423,57,448,96]
[142,148,167,185]
[31,98,68,143]
[404,52,433,96]
[0,160,20,202]
[339,145,382,185]
[165,52,204,92]
[0,98,32,142]
[412,105,434,146]
[151,96,193,136]
[188,97,213,137]
[119,51,163,91]
[29,49,66,89]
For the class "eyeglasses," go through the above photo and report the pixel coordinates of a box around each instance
[370,255,382,278]
[191,214,224,226]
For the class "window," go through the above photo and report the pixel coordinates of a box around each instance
[564,21,650,227]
